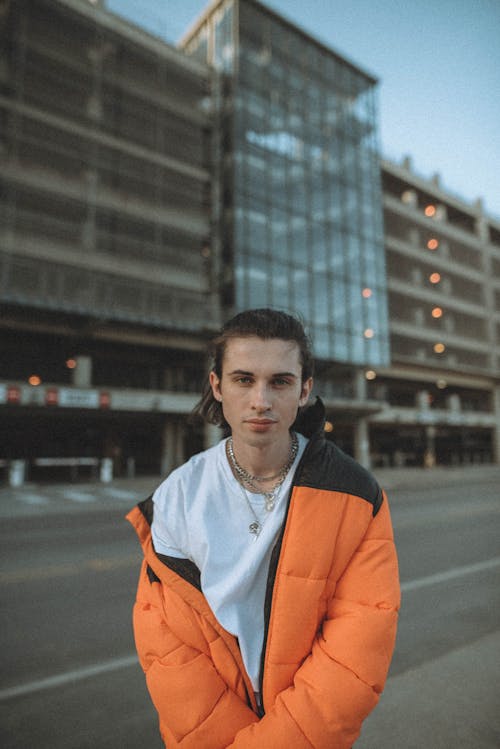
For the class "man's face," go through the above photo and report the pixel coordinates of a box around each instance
[209,336,313,450]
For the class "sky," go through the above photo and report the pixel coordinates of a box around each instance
[108,0,500,218]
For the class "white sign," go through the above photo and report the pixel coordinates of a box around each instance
[58,388,100,409]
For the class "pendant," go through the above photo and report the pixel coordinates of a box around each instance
[249,521,261,535]
[264,493,275,512]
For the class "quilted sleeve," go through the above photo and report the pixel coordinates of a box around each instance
[132,559,259,749]
[228,494,400,748]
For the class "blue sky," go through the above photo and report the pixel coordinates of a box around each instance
[108,0,500,218]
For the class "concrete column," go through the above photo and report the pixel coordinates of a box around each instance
[493,386,500,465]
[353,370,371,468]
[424,426,437,468]
[446,393,461,413]
[354,418,371,470]
[204,422,221,450]
[160,420,177,477]
[416,390,430,411]
[354,368,367,401]
[72,355,92,387]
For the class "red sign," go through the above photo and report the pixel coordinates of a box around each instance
[45,388,59,406]
[7,386,21,404]
[99,391,111,409]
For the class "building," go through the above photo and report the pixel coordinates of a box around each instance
[0,0,218,479]
[0,0,499,482]
[180,0,392,467]
[371,157,500,466]
[181,0,390,366]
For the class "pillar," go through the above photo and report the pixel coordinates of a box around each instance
[424,426,437,468]
[353,369,371,469]
[354,368,367,401]
[493,386,500,465]
[72,355,92,387]
[204,422,221,450]
[160,420,177,477]
[354,418,371,470]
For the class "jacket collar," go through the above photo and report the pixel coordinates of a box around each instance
[293,396,326,439]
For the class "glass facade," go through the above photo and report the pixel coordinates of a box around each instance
[183,0,390,366]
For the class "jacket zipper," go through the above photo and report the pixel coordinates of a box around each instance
[257,433,320,712]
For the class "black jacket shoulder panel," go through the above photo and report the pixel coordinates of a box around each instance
[157,553,202,591]
[137,495,203,589]
[295,434,383,516]
[138,495,154,524]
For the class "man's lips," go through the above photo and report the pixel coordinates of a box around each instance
[244,418,277,424]
[244,418,277,429]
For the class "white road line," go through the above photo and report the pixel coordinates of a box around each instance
[2,557,499,702]
[19,494,49,505]
[102,487,136,500]
[64,490,95,503]
[401,556,500,592]
[0,655,138,701]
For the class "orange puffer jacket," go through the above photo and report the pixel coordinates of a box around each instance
[127,405,400,749]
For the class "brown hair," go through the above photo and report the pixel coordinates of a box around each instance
[192,308,314,427]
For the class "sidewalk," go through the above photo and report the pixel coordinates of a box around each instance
[356,630,500,748]
[373,463,500,491]
[1,463,498,518]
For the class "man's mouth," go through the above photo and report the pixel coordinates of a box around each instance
[244,418,277,430]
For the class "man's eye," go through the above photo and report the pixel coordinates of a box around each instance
[273,378,290,386]
[236,377,252,384]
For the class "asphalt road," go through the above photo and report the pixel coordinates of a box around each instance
[0,466,499,748]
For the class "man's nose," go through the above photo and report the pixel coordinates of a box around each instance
[251,383,272,411]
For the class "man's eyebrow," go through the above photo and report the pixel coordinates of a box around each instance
[227,369,298,379]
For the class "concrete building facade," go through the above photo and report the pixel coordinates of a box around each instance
[369,157,500,467]
[0,0,218,479]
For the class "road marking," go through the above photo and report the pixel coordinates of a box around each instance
[102,488,136,500]
[2,556,498,702]
[0,553,140,584]
[19,494,49,505]
[64,490,95,503]
[401,556,500,592]
[0,655,138,701]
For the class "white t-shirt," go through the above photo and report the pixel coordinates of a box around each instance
[151,433,308,691]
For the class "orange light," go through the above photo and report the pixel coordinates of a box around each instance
[66,358,77,369]
[431,307,443,319]
[427,238,439,250]
[364,328,375,339]
[362,287,372,298]
[365,370,377,380]
[324,421,334,433]
[28,375,42,386]
[425,205,436,217]
[434,343,446,353]
[429,272,441,284]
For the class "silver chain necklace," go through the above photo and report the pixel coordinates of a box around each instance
[226,433,299,533]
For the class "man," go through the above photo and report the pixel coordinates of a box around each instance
[127,308,400,748]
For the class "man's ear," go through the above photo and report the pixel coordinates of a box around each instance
[209,370,223,402]
[299,377,313,407]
